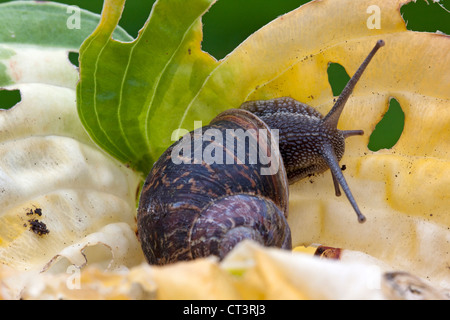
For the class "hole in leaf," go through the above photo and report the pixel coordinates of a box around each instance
[202,0,311,59]
[368,98,405,151]
[327,63,350,96]
[68,51,79,68]
[401,0,450,34]
[116,0,154,39]
[0,89,21,110]
[82,244,114,269]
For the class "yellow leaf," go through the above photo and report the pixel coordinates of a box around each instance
[188,0,449,289]
[18,242,449,300]
[233,0,450,286]
[149,259,240,299]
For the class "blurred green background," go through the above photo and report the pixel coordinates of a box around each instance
[0,0,449,151]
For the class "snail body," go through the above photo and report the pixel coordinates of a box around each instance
[138,40,385,265]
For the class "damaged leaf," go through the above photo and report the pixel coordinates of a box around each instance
[241,0,450,287]
[77,0,219,175]
[78,0,449,289]
[16,241,450,300]
[0,1,143,298]
[1,0,449,300]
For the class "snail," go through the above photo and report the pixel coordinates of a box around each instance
[137,40,385,265]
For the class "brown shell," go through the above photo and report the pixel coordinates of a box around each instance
[137,109,291,265]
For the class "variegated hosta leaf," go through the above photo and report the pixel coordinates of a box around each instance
[16,241,450,300]
[1,0,449,300]
[0,2,143,298]
[68,0,450,298]
[190,0,448,288]
[77,0,219,175]
[236,0,450,288]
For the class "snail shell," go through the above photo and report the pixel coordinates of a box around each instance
[137,109,291,265]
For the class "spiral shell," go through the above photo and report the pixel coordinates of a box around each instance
[137,109,291,265]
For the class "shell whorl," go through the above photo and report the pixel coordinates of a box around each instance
[137,109,290,265]
[190,194,291,260]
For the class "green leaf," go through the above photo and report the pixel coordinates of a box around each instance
[77,0,219,176]
[0,1,132,88]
